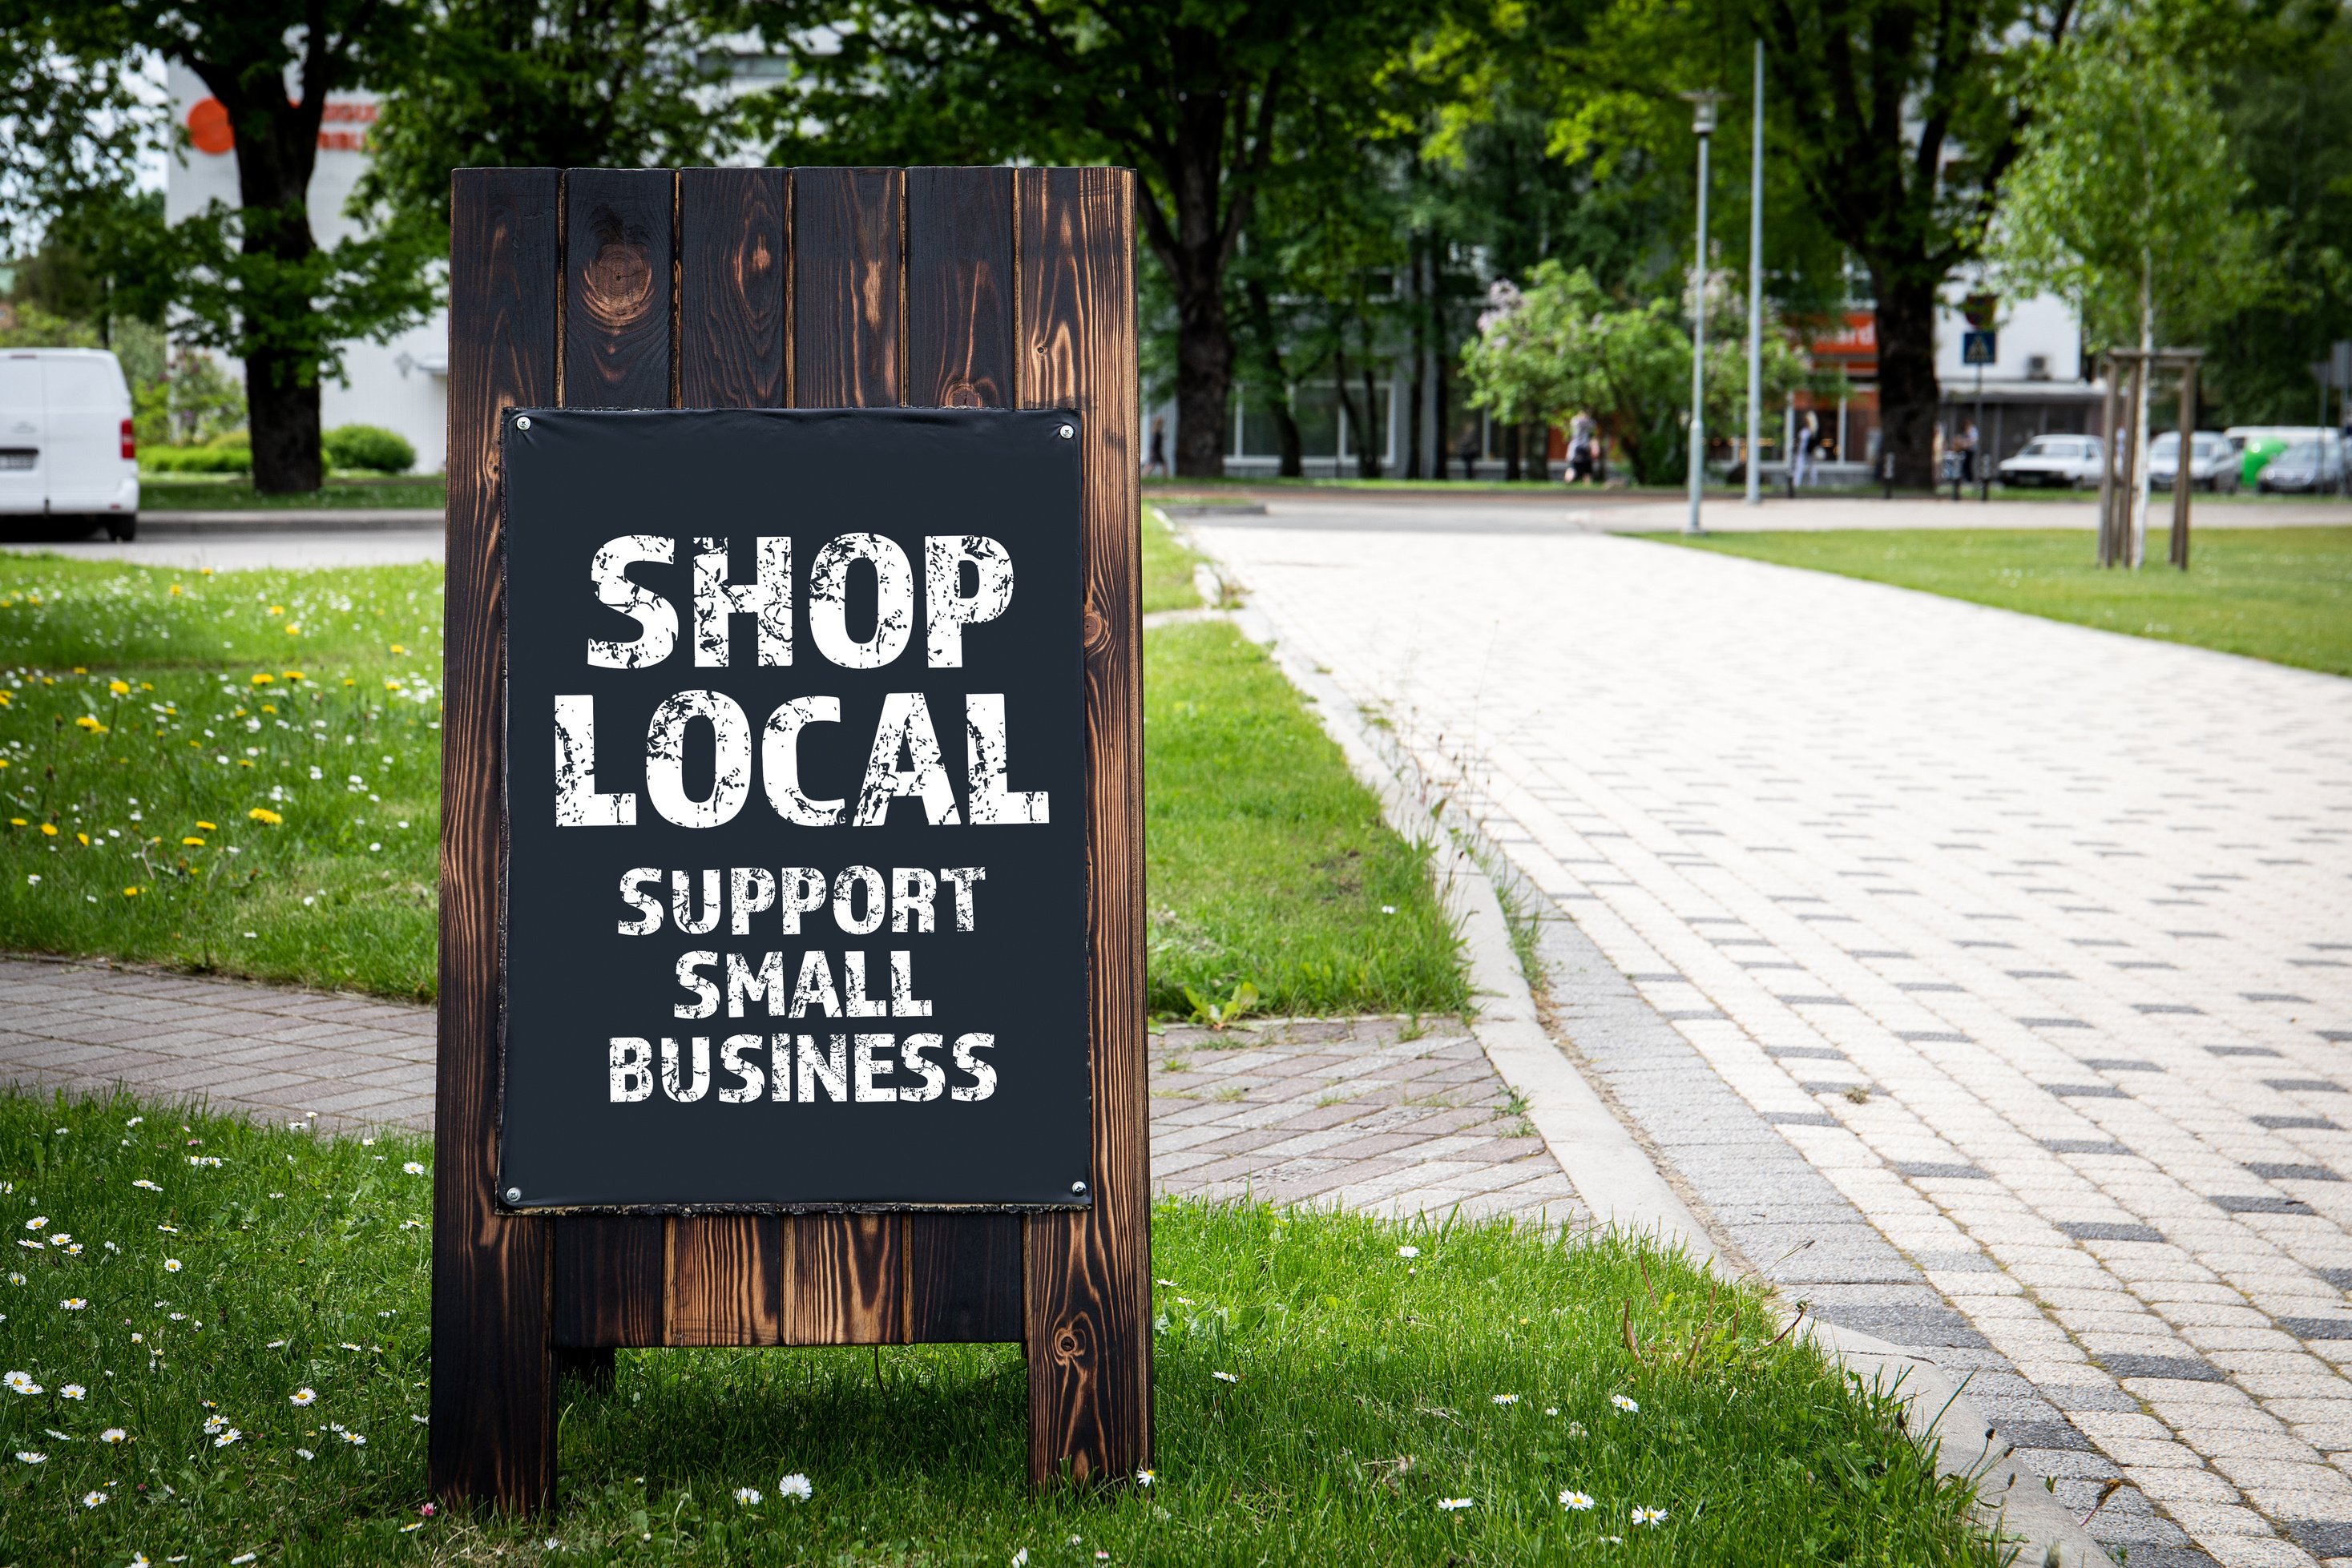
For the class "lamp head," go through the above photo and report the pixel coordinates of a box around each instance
[1680,91,1723,135]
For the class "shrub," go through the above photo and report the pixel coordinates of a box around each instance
[141,431,251,474]
[323,423,416,474]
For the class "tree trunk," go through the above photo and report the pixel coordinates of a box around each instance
[1241,276,1303,478]
[1173,273,1233,478]
[1405,240,1426,479]
[197,47,330,494]
[2130,250,2154,568]
[1356,356,1382,480]
[1503,422,1522,482]
[247,349,323,492]
[1873,269,1941,490]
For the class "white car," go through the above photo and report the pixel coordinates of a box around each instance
[0,349,140,539]
[2148,431,2241,493]
[1997,433,2103,489]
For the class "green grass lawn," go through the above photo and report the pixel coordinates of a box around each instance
[1656,526,2352,676]
[0,1087,2001,1566]
[138,476,447,511]
[0,520,1462,1019]
[1140,505,1206,614]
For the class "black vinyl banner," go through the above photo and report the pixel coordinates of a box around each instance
[495,408,1090,1209]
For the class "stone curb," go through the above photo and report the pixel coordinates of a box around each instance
[1183,529,2116,1568]
[138,509,443,530]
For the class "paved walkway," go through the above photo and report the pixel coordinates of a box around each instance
[1192,498,2352,1568]
[0,957,1573,1224]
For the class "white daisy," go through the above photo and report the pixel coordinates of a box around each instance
[60,1383,85,1400]
[1397,1244,1419,1258]
[212,1428,241,1447]
[1437,1497,1473,1511]
[1560,1489,1595,1510]
[57,1297,85,1311]
[1212,1371,1240,1384]
[295,1447,315,1461]
[1611,1393,1639,1413]
[734,1486,762,1505]
[132,1179,161,1191]
[101,1428,127,1443]
[1136,1468,1155,1486]
[14,1450,43,1463]
[289,1388,316,1406]
[1492,1393,1519,1405]
[402,1162,426,1175]
[163,1259,181,1272]
[1631,1506,1666,1526]
[779,1472,812,1500]
[4,1371,39,1394]
[81,1489,107,1506]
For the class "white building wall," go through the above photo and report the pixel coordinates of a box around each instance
[164,65,450,474]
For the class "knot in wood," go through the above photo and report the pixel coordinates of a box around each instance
[1083,606,1107,649]
[582,241,654,329]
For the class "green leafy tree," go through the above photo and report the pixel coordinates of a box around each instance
[359,0,730,236]
[1461,260,1823,484]
[0,9,151,252]
[1511,0,2078,487]
[1993,10,2273,553]
[2206,1,2352,425]
[748,0,1430,478]
[18,2,438,494]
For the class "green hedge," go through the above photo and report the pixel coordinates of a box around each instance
[323,423,416,474]
[142,431,250,474]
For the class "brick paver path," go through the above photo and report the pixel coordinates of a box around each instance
[1194,501,2352,1568]
[0,957,435,1131]
[1152,1015,1579,1222]
[0,958,1575,1225]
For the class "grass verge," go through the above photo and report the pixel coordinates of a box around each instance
[1144,619,1462,1018]
[0,1086,1999,1566]
[1140,506,1204,614]
[1653,526,2352,676]
[137,477,447,511]
[0,550,1462,1018]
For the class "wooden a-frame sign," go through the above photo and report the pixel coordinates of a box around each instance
[430,165,1149,1510]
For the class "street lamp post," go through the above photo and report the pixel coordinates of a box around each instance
[1744,42,1765,508]
[1684,91,1721,535]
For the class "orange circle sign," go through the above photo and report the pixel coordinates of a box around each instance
[188,98,232,155]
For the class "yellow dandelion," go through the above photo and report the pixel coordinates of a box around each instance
[284,624,301,635]
[260,704,276,715]
[343,677,357,687]
[139,682,152,691]
[384,679,403,691]
[248,808,283,825]
[0,759,10,768]
[181,837,204,848]
[108,680,129,696]
[200,566,213,575]
[75,832,89,846]
[196,820,216,831]
[7,818,24,827]
[237,759,255,768]
[123,886,139,897]
[283,671,305,681]
[389,643,405,654]
[75,715,106,732]
[38,824,57,837]
[72,665,85,674]
[268,605,283,615]
[252,673,274,686]
[0,691,10,706]
[169,583,183,595]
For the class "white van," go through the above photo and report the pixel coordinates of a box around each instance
[0,349,140,539]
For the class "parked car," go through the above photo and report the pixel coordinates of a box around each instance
[2148,430,2241,492]
[2224,425,2342,490]
[0,349,139,539]
[1996,433,2104,488]
[2254,434,2349,495]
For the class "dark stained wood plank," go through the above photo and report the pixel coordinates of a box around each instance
[792,167,902,409]
[547,166,676,1352]
[666,1215,784,1344]
[906,1212,1024,1342]
[643,167,797,1348]
[564,168,675,409]
[781,1214,904,1344]
[551,1215,664,1346]
[680,167,786,409]
[902,164,1027,1344]
[432,166,560,1514]
[1017,166,1151,1485]
[781,165,911,1346]
[906,167,1015,409]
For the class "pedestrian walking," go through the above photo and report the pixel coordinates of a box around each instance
[1790,410,1818,492]
[1567,411,1598,485]
[1145,417,1168,478]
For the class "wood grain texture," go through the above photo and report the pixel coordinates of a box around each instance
[777,166,910,1346]
[564,169,674,409]
[792,168,902,409]
[431,167,559,1514]
[1017,166,1152,1484]
[907,167,1015,410]
[902,164,1027,1344]
[658,169,794,1348]
[551,1215,664,1346]
[547,167,676,1353]
[667,1215,784,1344]
[680,168,786,409]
